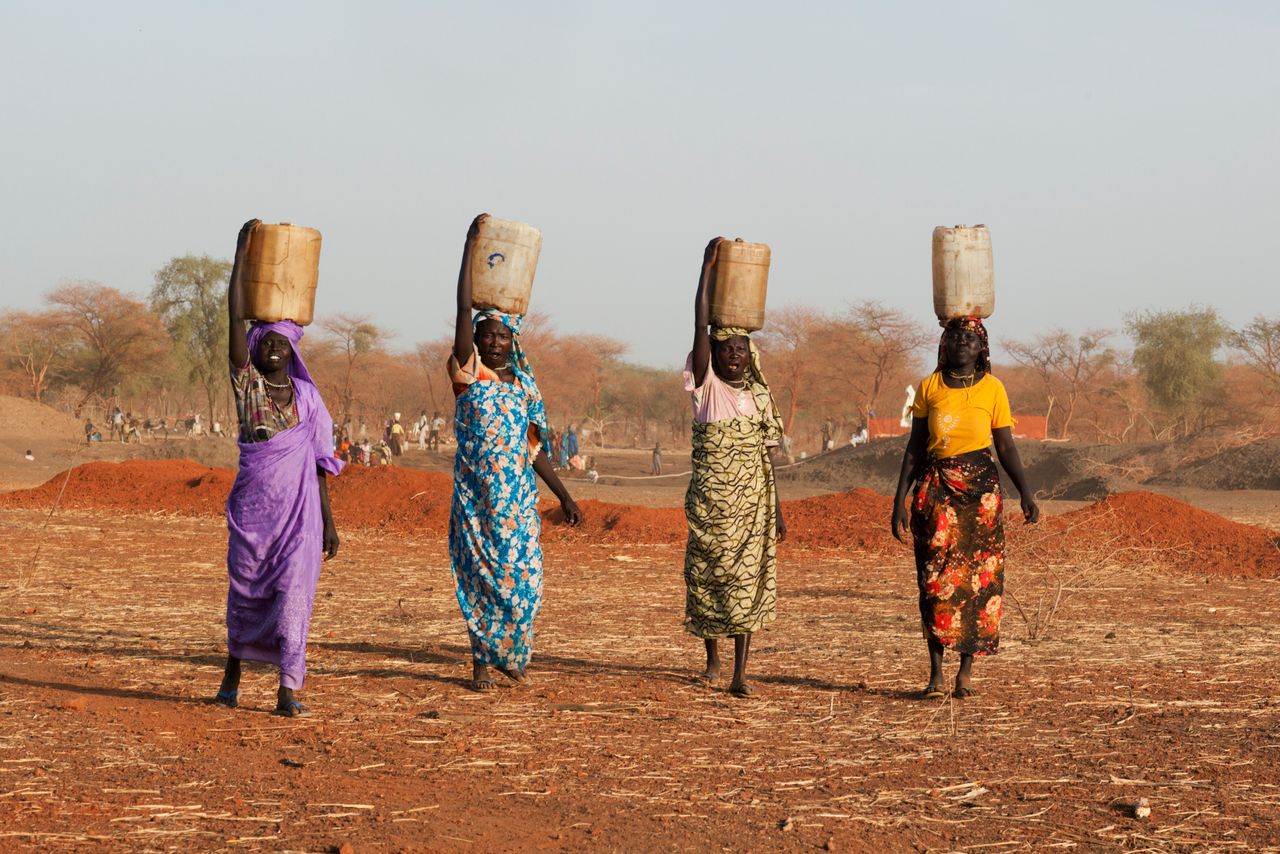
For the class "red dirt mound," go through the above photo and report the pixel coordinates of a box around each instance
[541,500,685,545]
[327,465,454,533]
[0,459,234,515]
[782,488,896,550]
[4,463,1275,577]
[1034,490,1280,577]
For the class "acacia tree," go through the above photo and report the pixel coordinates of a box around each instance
[1231,315,1280,392]
[320,314,385,426]
[1005,329,1115,439]
[756,305,824,435]
[149,255,232,423]
[47,282,170,415]
[1126,306,1228,436]
[414,337,453,417]
[563,335,626,447]
[845,300,931,419]
[0,309,66,402]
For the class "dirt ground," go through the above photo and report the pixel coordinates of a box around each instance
[2,499,1279,852]
[1,405,1278,852]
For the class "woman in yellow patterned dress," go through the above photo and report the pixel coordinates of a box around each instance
[891,317,1039,699]
[683,237,786,698]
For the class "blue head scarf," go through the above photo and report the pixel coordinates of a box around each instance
[473,309,548,441]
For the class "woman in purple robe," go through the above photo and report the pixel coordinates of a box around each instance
[214,218,343,717]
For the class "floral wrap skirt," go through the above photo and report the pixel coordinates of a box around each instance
[910,449,1005,655]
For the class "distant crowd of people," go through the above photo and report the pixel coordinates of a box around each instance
[83,407,230,444]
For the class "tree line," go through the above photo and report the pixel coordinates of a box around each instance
[2,254,1277,449]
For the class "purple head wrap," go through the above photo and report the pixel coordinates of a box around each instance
[246,320,316,387]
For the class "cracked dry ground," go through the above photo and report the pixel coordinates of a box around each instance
[1,508,1278,853]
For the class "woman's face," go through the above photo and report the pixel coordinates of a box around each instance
[253,332,294,375]
[712,335,750,382]
[477,318,513,371]
[944,327,983,371]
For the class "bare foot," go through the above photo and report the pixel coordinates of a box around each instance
[728,680,754,698]
[954,670,976,698]
[496,666,529,686]
[470,662,497,691]
[695,666,720,684]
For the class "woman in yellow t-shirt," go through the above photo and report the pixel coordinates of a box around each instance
[890,317,1040,699]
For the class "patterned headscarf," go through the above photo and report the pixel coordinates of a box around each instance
[247,320,316,387]
[473,309,548,438]
[935,316,992,374]
[710,325,783,426]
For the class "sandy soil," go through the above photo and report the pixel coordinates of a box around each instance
[1,504,1279,852]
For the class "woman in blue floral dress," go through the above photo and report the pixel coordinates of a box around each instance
[448,214,582,690]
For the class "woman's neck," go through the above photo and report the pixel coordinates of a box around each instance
[941,365,983,388]
[261,365,291,386]
[714,369,747,388]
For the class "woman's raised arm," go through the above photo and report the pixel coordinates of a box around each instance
[227,218,260,369]
[690,236,722,383]
[454,214,487,365]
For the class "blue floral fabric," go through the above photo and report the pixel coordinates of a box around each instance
[447,311,546,670]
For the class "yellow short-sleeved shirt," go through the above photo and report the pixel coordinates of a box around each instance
[911,372,1013,458]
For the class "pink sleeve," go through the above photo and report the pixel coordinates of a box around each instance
[682,352,709,394]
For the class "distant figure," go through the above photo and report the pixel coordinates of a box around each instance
[821,419,833,453]
[850,424,868,447]
[651,442,662,475]
[900,384,916,428]
[212,419,224,439]
[389,413,404,457]
[110,407,124,442]
[84,419,96,444]
[430,411,445,452]
[416,411,429,450]
[558,427,571,469]
[564,425,579,465]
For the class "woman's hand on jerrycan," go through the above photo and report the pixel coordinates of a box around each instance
[236,219,261,257]
[702,236,723,271]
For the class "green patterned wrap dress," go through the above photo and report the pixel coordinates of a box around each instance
[682,346,783,639]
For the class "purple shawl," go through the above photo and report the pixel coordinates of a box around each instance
[225,321,342,689]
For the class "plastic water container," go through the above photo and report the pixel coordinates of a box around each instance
[932,225,994,320]
[243,223,323,326]
[470,217,542,315]
[711,239,771,331]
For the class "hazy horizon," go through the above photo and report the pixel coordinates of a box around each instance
[2,2,1276,368]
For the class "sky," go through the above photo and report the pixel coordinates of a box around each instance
[1,1,1276,367]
